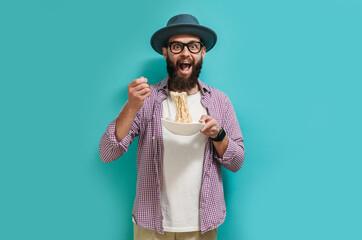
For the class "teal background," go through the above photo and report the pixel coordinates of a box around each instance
[1,0,361,239]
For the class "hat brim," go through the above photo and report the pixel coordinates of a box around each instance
[150,24,217,55]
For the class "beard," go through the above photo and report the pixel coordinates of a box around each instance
[166,55,203,92]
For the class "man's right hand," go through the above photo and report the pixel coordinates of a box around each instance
[127,77,151,111]
[115,77,151,142]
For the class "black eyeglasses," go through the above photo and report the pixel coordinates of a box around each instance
[165,41,204,54]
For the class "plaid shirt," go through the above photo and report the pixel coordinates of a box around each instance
[99,77,245,234]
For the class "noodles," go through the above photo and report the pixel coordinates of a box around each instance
[170,91,192,123]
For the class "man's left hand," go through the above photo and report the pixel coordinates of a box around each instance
[199,115,222,138]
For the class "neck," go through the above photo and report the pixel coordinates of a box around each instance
[187,84,200,95]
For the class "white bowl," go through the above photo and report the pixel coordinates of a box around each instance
[161,118,205,136]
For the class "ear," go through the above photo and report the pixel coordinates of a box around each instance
[201,46,206,58]
[162,47,167,59]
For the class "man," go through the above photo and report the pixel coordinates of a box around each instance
[99,14,245,240]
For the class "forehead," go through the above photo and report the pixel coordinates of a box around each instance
[168,34,201,42]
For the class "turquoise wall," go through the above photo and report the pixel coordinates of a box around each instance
[1,0,361,239]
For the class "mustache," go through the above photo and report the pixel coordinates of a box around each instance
[176,57,193,65]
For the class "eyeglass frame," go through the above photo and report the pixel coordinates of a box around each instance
[164,41,204,54]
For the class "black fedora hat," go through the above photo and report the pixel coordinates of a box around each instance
[150,14,217,55]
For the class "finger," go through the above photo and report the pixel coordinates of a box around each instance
[134,83,150,92]
[203,127,218,135]
[129,77,148,87]
[129,84,150,97]
[200,120,215,132]
[201,131,214,137]
[200,129,217,138]
[137,87,151,96]
[199,115,211,123]
[202,118,219,132]
[140,91,151,100]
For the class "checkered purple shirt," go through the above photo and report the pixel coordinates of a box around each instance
[99,77,245,234]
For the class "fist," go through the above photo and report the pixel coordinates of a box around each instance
[199,115,222,138]
[127,77,151,111]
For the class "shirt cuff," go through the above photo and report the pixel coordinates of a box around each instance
[213,137,236,162]
[106,119,134,153]
[213,138,243,172]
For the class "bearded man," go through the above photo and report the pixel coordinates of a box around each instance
[99,14,245,240]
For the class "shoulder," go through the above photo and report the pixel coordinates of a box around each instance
[203,82,231,103]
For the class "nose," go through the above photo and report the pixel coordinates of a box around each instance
[180,45,192,56]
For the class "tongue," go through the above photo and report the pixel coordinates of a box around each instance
[180,64,190,71]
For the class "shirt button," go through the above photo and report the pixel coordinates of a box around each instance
[152,136,155,140]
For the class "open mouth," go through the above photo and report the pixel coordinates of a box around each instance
[178,62,192,73]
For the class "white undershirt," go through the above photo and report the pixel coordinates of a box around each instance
[161,91,208,232]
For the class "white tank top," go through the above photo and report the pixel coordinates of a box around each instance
[161,91,208,232]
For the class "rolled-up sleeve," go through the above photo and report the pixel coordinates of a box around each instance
[99,108,141,163]
[214,96,245,172]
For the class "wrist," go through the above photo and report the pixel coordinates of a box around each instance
[211,128,226,142]
[124,101,140,116]
[210,129,220,139]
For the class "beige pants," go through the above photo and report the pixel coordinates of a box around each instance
[134,223,217,240]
